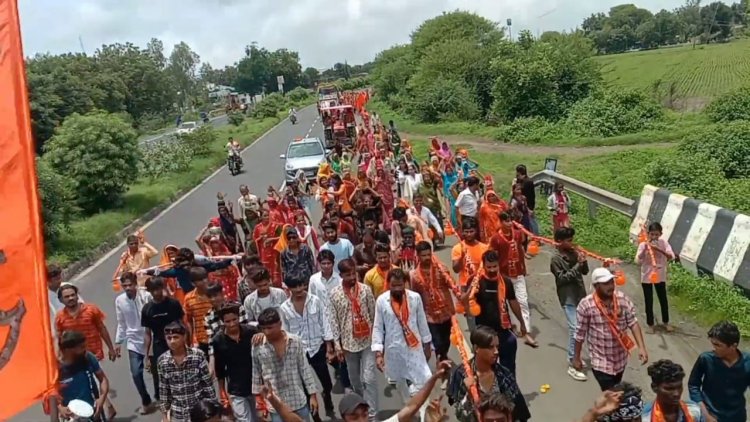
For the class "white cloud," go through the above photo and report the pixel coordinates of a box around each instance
[19,0,686,69]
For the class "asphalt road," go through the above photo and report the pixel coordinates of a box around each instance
[14,105,716,421]
[139,115,229,146]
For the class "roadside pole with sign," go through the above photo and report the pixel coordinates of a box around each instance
[277,75,285,95]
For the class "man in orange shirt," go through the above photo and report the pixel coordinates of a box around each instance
[55,283,117,418]
[118,231,159,287]
[183,267,214,359]
[451,216,487,332]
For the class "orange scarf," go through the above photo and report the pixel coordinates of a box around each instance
[390,295,420,349]
[415,258,449,311]
[593,293,635,352]
[497,227,522,278]
[376,264,394,291]
[345,283,370,339]
[650,400,694,422]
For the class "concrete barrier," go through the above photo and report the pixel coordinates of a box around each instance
[630,185,750,291]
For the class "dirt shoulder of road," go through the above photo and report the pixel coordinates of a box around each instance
[402,132,676,156]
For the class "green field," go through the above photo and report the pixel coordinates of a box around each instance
[595,39,750,109]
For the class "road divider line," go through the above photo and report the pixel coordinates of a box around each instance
[73,106,315,283]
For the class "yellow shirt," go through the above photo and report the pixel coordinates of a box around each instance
[121,243,159,286]
[363,265,397,298]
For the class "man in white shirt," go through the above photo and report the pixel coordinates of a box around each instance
[243,268,288,322]
[237,185,260,219]
[114,272,157,415]
[454,176,482,221]
[319,222,354,274]
[410,193,444,243]
[279,276,336,415]
[372,268,433,421]
[308,250,342,308]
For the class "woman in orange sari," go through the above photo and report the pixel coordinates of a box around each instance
[479,190,509,243]
[253,208,283,287]
[160,245,184,304]
[206,236,241,302]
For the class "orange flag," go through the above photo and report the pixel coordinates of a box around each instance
[0,0,58,419]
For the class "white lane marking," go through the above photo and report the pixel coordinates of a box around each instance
[73,108,311,282]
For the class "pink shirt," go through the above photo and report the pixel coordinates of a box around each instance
[636,238,674,283]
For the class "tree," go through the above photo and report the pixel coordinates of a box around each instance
[700,2,734,41]
[167,42,201,108]
[146,38,167,69]
[37,158,77,244]
[302,67,320,88]
[236,44,271,95]
[267,49,303,92]
[410,10,503,57]
[370,44,417,101]
[332,62,352,80]
[492,34,600,122]
[42,112,141,213]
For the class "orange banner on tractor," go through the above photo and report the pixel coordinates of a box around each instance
[0,0,58,419]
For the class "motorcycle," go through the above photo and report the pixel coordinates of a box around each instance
[290,114,297,125]
[227,151,243,176]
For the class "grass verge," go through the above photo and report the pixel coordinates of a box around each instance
[48,114,282,267]
[370,100,708,147]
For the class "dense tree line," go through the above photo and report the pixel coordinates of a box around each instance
[371,11,601,124]
[579,1,748,54]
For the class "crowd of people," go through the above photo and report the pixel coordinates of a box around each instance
[45,95,748,422]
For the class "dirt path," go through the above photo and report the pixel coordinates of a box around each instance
[403,132,676,156]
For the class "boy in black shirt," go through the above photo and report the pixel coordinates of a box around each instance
[212,303,259,422]
[141,277,186,400]
[472,250,527,376]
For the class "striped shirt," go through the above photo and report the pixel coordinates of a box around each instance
[279,294,333,357]
[184,291,213,345]
[55,304,107,360]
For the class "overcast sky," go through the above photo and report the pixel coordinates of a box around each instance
[19,0,686,69]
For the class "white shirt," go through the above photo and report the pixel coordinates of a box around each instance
[455,187,480,217]
[371,290,433,386]
[114,290,152,355]
[279,294,333,357]
[410,206,443,234]
[308,272,338,310]
[319,239,354,273]
[243,287,289,321]
[238,194,261,216]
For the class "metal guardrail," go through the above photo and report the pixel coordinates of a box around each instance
[530,170,636,218]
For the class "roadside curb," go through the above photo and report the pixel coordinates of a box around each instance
[59,114,289,282]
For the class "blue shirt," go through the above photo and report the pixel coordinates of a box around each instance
[149,259,233,292]
[641,401,704,422]
[688,350,750,422]
[59,352,101,406]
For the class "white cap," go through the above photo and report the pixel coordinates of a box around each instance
[591,267,615,285]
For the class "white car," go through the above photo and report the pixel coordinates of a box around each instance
[280,137,327,183]
[176,121,197,135]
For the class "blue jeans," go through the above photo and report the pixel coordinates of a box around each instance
[271,405,310,422]
[563,304,578,364]
[128,350,152,406]
[529,214,540,235]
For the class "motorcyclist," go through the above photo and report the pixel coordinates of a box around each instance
[289,107,297,124]
[226,137,243,169]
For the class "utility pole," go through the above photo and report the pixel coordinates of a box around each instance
[507,18,513,42]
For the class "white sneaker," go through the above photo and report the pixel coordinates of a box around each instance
[567,366,588,381]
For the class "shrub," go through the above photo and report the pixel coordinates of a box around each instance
[678,121,750,179]
[646,150,729,201]
[252,93,287,119]
[403,76,480,123]
[228,111,245,126]
[565,89,665,137]
[705,86,750,123]
[179,126,216,157]
[37,157,77,244]
[139,138,194,181]
[495,117,564,144]
[43,112,140,213]
[286,86,312,103]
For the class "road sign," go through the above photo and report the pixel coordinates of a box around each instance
[277,75,285,85]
